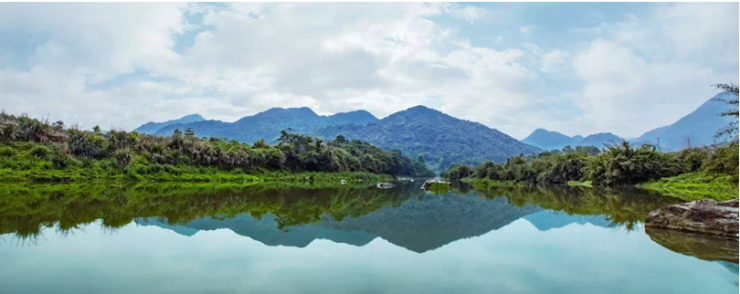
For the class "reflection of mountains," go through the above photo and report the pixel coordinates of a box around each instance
[523,210,612,231]
[139,194,542,253]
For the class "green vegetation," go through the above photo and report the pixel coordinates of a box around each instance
[426,182,451,193]
[464,178,525,189]
[0,181,417,239]
[470,185,682,230]
[317,105,539,172]
[444,141,738,201]
[639,173,737,201]
[0,113,433,183]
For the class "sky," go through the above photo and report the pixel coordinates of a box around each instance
[0,2,737,139]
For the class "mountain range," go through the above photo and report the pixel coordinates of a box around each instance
[521,129,622,151]
[521,94,736,151]
[135,105,540,171]
[134,113,205,134]
[315,106,539,171]
[134,92,736,169]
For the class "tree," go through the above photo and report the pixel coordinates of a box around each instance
[93,125,101,134]
[184,127,195,137]
[712,83,739,138]
[417,154,425,164]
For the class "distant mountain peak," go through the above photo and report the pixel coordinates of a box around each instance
[180,114,205,120]
[635,94,736,150]
[134,113,207,134]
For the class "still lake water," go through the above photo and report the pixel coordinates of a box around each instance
[0,181,737,294]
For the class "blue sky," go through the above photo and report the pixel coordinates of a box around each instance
[0,3,737,138]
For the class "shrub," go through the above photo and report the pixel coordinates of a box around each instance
[702,142,739,182]
[584,142,682,186]
[0,123,18,141]
[112,148,133,168]
[52,154,77,169]
[68,130,105,158]
[0,146,16,158]
[677,147,710,172]
[31,145,52,159]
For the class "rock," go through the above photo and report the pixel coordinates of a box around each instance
[422,179,435,190]
[645,199,739,237]
[645,227,738,263]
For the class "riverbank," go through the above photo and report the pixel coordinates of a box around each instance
[459,174,737,202]
[638,172,738,201]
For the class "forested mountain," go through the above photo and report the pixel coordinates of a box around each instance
[134,114,205,134]
[635,94,737,151]
[521,129,622,151]
[150,107,378,143]
[316,106,540,171]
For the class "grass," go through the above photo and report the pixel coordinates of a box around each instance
[638,172,738,201]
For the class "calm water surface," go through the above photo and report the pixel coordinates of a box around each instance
[0,181,737,294]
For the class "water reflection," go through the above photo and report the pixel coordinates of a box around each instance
[1,181,737,294]
[0,181,681,250]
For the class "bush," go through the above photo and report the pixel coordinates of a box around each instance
[584,142,682,186]
[0,146,16,158]
[68,130,105,158]
[113,148,133,168]
[443,164,472,181]
[52,154,77,169]
[677,147,710,172]
[31,145,52,159]
[702,142,739,182]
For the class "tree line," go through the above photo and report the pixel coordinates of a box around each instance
[0,112,434,180]
[443,141,738,186]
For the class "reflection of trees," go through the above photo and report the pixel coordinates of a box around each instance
[0,182,416,240]
[471,186,682,230]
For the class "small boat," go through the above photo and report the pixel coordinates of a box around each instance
[376,182,397,189]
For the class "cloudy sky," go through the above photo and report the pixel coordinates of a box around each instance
[0,3,737,138]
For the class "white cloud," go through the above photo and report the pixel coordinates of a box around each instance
[0,3,736,139]
[445,4,488,24]
[568,3,738,137]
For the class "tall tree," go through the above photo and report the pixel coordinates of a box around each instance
[712,83,739,138]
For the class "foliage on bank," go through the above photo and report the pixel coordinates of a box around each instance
[0,113,433,182]
[443,141,738,200]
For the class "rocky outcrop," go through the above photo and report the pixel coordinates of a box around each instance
[645,199,739,237]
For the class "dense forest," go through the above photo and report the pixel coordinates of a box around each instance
[0,112,433,182]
